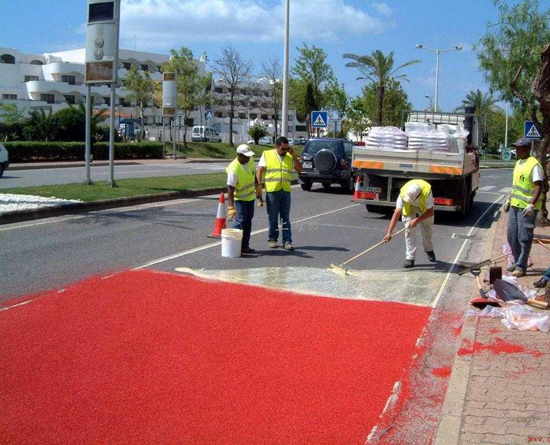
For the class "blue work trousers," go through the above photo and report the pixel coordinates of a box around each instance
[232,200,255,248]
[507,206,538,271]
[266,190,292,244]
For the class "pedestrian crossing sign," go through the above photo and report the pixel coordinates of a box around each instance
[525,121,542,140]
[312,111,328,128]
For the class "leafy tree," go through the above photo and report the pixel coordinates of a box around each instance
[456,89,500,114]
[345,96,370,141]
[362,79,411,128]
[123,67,156,141]
[343,50,421,126]
[248,125,267,144]
[22,109,59,142]
[476,0,550,221]
[212,43,254,147]
[54,102,108,141]
[162,47,212,148]
[325,82,349,137]
[0,102,25,125]
[260,56,283,140]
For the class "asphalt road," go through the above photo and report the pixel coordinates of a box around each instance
[0,162,228,188]
[0,168,513,303]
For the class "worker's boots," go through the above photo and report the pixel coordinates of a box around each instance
[426,251,436,262]
[403,260,415,268]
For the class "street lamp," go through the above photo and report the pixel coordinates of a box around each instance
[281,0,290,137]
[425,95,434,111]
[415,44,462,112]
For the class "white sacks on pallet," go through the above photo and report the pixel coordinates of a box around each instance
[365,126,408,151]
[407,129,455,153]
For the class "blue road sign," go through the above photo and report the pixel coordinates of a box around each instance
[205,109,213,120]
[312,111,328,128]
[525,121,542,140]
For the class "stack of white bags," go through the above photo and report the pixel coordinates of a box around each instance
[365,126,408,151]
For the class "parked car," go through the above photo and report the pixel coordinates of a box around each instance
[293,137,307,145]
[247,136,273,146]
[299,138,355,193]
[191,126,222,143]
[0,142,9,178]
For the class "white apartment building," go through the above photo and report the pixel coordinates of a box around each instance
[0,47,306,141]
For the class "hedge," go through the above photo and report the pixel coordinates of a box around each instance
[3,141,163,163]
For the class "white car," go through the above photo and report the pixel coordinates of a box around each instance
[0,142,9,177]
[247,136,273,146]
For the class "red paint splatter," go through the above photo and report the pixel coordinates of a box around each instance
[458,338,542,357]
[432,366,451,378]
[490,328,501,334]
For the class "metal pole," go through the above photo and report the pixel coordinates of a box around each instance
[84,84,93,185]
[107,82,117,186]
[281,0,290,138]
[434,50,440,112]
[505,103,509,147]
[162,118,166,158]
[172,117,176,159]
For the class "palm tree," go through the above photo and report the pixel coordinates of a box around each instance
[343,50,421,126]
[456,89,500,115]
[25,109,59,142]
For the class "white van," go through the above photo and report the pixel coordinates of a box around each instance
[0,142,9,177]
[191,126,222,143]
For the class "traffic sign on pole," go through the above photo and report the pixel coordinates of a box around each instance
[525,121,542,140]
[312,111,328,128]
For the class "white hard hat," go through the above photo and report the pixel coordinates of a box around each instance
[403,183,422,205]
[236,144,255,157]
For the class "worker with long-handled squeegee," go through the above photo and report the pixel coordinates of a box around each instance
[382,179,436,268]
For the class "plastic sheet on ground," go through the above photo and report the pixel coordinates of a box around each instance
[460,304,550,333]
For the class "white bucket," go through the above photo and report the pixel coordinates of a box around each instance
[221,228,243,258]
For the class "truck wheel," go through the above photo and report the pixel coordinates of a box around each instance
[322,183,331,190]
[0,165,3,178]
[366,204,382,213]
[340,175,354,194]
[301,179,312,191]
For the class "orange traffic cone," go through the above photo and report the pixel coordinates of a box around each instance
[207,193,227,238]
[353,176,362,201]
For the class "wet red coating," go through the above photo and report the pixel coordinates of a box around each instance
[432,366,452,378]
[458,338,542,357]
[0,269,431,444]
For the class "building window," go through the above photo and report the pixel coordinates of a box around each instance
[215,111,223,118]
[103,97,110,106]
[120,98,130,107]
[185,118,194,127]
[140,64,148,71]
[157,66,162,72]
[40,94,55,104]
[122,62,131,70]
[214,87,223,94]
[0,54,16,64]
[24,75,39,82]
[296,125,307,132]
[287,127,293,133]
[250,102,258,108]
[63,95,75,104]
[250,113,257,119]
[30,60,43,65]
[61,75,76,85]
[2,94,17,100]
[261,114,269,120]
[238,113,246,119]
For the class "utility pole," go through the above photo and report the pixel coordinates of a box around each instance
[281,0,290,137]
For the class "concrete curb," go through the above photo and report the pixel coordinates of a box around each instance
[433,207,503,445]
[0,179,299,225]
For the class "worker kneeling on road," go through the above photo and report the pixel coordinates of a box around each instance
[383,179,436,268]
[226,144,262,255]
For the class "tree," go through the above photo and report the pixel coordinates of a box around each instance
[345,96,370,141]
[248,124,267,145]
[0,103,25,125]
[123,67,156,141]
[54,102,108,142]
[476,0,550,221]
[212,43,254,147]
[22,109,58,142]
[456,89,500,114]
[163,47,212,149]
[363,79,412,127]
[291,43,335,134]
[343,50,421,126]
[325,82,349,137]
[261,56,283,140]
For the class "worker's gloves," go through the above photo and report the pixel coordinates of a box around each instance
[255,184,263,198]
[504,199,510,213]
[522,204,535,218]
[227,205,237,221]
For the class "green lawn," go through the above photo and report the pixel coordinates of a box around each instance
[164,142,302,159]
[3,173,228,202]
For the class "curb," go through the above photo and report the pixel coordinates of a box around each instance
[0,179,299,225]
[433,207,503,445]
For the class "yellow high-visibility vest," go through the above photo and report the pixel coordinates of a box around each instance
[226,157,256,201]
[510,156,543,210]
[400,179,432,217]
[264,149,293,193]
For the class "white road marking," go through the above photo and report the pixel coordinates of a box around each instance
[431,193,505,308]
[499,187,512,193]
[134,203,360,269]
[478,185,496,191]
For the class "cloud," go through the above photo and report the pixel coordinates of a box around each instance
[120,0,389,51]
[372,2,393,17]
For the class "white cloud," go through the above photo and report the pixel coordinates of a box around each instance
[120,0,389,51]
[372,2,393,17]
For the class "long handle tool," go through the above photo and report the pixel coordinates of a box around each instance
[494,279,549,310]
[458,253,510,276]
[329,227,406,276]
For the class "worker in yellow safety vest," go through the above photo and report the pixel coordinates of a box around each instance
[383,179,436,268]
[256,136,302,251]
[226,144,262,254]
[504,138,544,277]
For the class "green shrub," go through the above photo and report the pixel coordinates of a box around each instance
[3,141,163,163]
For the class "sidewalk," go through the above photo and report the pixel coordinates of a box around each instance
[437,211,550,444]
[8,158,231,170]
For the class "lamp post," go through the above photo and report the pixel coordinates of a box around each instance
[425,95,434,111]
[281,0,290,137]
[415,44,462,112]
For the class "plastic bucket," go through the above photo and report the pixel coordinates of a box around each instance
[221,228,243,258]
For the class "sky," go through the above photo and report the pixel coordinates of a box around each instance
[1,0,503,112]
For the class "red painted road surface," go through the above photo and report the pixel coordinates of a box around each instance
[1,270,431,444]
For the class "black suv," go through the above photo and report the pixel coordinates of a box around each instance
[299,138,355,193]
